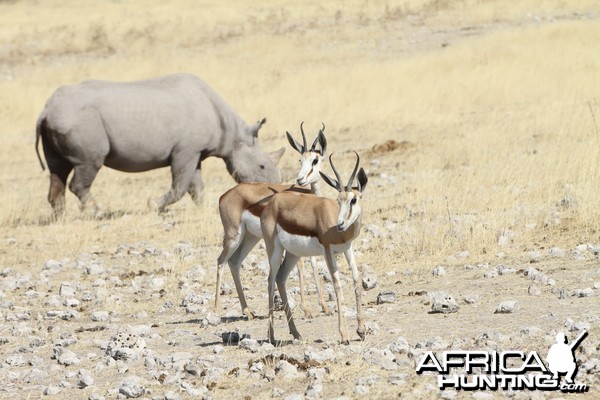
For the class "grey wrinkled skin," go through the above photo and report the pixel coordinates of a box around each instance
[35,73,285,216]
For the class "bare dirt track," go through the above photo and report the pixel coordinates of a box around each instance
[1,0,599,399]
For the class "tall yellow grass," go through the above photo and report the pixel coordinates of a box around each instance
[1,0,598,268]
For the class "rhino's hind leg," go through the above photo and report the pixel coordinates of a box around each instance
[42,137,73,218]
[187,168,204,206]
[69,164,102,217]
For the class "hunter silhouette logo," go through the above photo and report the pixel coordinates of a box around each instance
[547,331,587,384]
[416,330,589,393]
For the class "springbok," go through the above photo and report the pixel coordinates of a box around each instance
[260,152,368,344]
[215,123,331,320]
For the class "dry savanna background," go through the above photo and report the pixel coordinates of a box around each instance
[0,0,599,399]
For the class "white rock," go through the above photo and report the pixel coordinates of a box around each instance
[305,348,337,363]
[572,288,594,297]
[43,385,61,395]
[91,311,110,322]
[463,294,480,304]
[77,368,94,388]
[119,377,145,398]
[528,285,542,296]
[495,301,519,314]
[430,291,460,314]
[432,266,447,276]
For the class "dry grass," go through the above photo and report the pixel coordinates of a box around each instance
[1,0,599,272]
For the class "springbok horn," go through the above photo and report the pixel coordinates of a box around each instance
[329,154,343,192]
[300,121,307,153]
[346,151,360,191]
[310,122,326,152]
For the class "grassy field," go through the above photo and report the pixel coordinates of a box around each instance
[0,1,599,398]
[2,0,598,267]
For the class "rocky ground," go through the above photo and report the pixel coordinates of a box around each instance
[0,228,598,400]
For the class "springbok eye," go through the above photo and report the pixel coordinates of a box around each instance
[312,158,318,166]
[259,165,265,170]
[350,198,357,205]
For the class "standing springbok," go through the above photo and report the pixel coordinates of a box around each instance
[261,153,368,344]
[215,123,331,320]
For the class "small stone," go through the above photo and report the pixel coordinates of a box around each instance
[362,273,378,290]
[91,311,110,322]
[86,264,104,275]
[529,250,541,263]
[44,385,61,395]
[549,247,565,258]
[305,348,336,363]
[496,264,516,275]
[569,321,591,332]
[432,266,447,276]
[56,348,80,366]
[239,338,260,352]
[495,301,519,314]
[276,360,302,379]
[59,283,76,297]
[430,291,460,314]
[572,288,594,297]
[463,294,480,304]
[376,291,395,304]
[149,277,166,290]
[388,336,410,354]
[483,269,498,278]
[389,373,408,386]
[528,285,542,296]
[44,260,63,270]
[119,377,145,398]
[354,385,369,395]
[78,369,94,388]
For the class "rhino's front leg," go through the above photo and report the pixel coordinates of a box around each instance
[153,154,199,212]
[187,167,204,206]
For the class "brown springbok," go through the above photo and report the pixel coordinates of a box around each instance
[215,123,331,320]
[260,153,368,344]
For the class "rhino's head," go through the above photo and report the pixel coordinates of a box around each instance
[225,118,285,184]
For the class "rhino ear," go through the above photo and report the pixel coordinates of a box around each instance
[269,147,286,165]
[248,117,267,138]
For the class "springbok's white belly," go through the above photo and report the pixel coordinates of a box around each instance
[276,225,353,257]
[241,210,262,238]
[277,224,324,257]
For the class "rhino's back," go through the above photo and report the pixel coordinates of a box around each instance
[41,74,236,172]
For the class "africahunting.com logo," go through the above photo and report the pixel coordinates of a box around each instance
[416,330,589,393]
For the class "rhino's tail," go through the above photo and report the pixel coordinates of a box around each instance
[35,112,47,171]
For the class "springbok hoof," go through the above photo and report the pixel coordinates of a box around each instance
[243,308,255,320]
[302,307,314,319]
[357,328,366,340]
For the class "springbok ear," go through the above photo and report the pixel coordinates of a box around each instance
[317,131,327,156]
[248,117,267,138]
[357,168,368,193]
[319,172,340,191]
[286,131,305,154]
[269,147,286,165]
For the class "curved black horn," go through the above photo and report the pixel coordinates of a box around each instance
[321,122,325,132]
[346,151,360,191]
[299,121,307,153]
[310,122,327,152]
[329,154,343,192]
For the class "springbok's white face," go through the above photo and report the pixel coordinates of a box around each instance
[336,189,363,231]
[320,152,369,232]
[286,122,327,187]
[297,151,325,186]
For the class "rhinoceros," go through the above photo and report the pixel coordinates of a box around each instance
[35,73,285,216]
